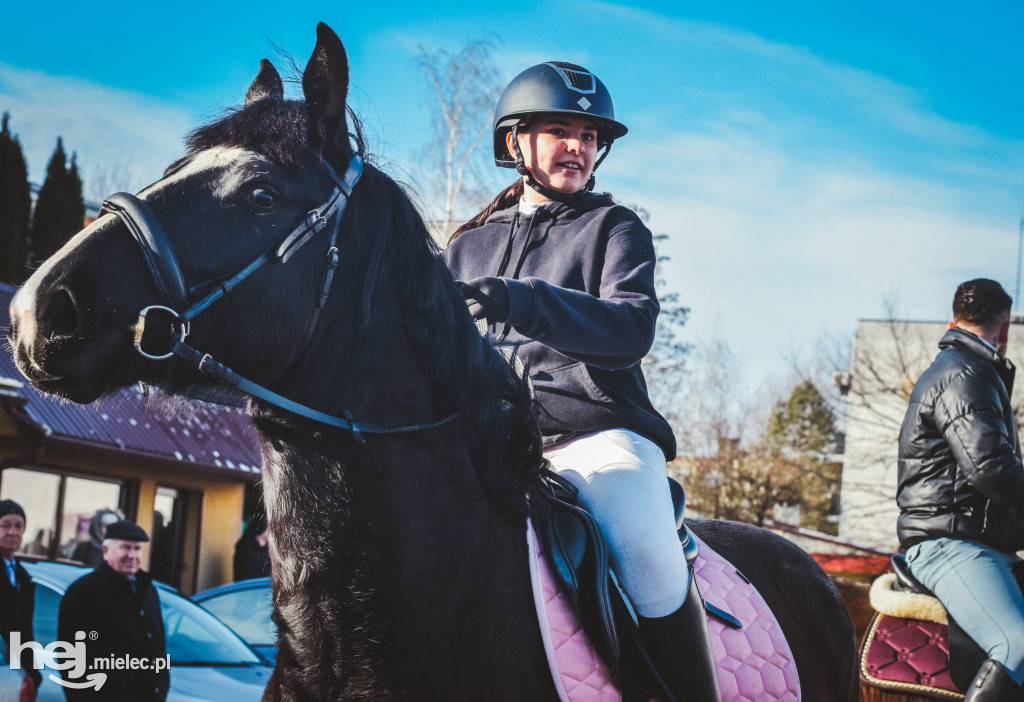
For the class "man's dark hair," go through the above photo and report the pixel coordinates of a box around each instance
[953,278,1012,326]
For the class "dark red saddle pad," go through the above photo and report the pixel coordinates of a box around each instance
[860,613,963,700]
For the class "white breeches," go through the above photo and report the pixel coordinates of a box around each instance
[544,428,688,618]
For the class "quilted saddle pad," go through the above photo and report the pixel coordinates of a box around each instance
[527,519,801,701]
[860,612,963,700]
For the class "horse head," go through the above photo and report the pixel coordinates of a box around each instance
[8,24,454,423]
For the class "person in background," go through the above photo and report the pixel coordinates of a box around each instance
[58,520,168,701]
[70,508,122,568]
[233,513,270,581]
[0,499,40,698]
[898,278,1024,700]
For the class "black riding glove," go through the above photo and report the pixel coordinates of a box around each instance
[459,276,511,326]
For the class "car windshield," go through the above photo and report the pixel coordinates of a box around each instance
[196,586,275,647]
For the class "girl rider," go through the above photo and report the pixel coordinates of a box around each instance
[442,61,719,701]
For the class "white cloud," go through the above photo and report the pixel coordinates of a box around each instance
[557,3,1024,390]
[607,129,1018,391]
[0,64,192,196]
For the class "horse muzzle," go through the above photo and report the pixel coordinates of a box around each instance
[9,267,140,402]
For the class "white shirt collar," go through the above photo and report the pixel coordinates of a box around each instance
[518,198,547,215]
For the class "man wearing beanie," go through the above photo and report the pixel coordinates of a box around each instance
[0,499,41,698]
[58,520,168,701]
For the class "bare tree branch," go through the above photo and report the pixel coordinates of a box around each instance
[415,40,502,240]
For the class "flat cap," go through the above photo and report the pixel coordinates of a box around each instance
[0,500,26,521]
[104,520,149,542]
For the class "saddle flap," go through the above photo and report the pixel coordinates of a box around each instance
[533,469,621,668]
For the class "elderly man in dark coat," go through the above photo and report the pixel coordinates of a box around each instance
[0,499,41,698]
[57,520,168,701]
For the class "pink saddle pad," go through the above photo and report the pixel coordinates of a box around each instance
[527,519,802,701]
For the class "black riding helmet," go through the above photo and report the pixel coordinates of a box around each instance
[493,61,627,201]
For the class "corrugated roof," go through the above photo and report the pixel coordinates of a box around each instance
[1,283,261,475]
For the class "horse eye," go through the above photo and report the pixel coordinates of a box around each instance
[247,187,276,209]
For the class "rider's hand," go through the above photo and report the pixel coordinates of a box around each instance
[459,277,510,326]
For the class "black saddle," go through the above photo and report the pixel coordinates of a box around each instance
[889,553,986,692]
[532,469,733,700]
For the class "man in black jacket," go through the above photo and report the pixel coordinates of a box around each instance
[57,520,168,701]
[898,278,1024,700]
[0,499,41,698]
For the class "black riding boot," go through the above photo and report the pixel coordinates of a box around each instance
[636,567,720,702]
[964,659,1023,701]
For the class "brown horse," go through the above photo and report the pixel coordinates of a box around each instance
[8,23,859,701]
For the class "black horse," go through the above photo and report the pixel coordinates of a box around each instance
[8,24,857,702]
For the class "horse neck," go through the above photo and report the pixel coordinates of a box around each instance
[250,194,551,697]
[257,267,527,595]
[257,399,535,699]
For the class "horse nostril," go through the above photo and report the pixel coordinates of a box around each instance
[41,288,82,341]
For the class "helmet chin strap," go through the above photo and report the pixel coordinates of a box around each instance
[511,124,611,203]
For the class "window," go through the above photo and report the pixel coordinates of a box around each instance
[151,487,187,588]
[1,469,60,557]
[0,468,124,562]
[60,476,123,563]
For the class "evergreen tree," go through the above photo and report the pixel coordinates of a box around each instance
[68,152,84,224]
[0,113,32,284]
[703,380,841,532]
[766,380,836,460]
[29,138,85,267]
[762,380,841,533]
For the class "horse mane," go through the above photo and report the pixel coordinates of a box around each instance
[183,98,544,518]
[185,98,314,168]
[341,163,545,518]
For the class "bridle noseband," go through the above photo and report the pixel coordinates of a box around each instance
[101,150,457,442]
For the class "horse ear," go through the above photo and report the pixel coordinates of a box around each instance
[303,23,351,160]
[246,59,284,106]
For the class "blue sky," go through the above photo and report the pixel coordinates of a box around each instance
[3,1,1023,399]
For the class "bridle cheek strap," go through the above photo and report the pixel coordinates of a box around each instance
[102,193,189,311]
[121,152,457,439]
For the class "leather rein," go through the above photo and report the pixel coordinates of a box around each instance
[100,150,457,442]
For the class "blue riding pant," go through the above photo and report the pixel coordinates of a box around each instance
[906,537,1024,684]
[544,428,689,619]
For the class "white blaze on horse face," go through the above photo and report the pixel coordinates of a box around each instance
[140,146,268,201]
[10,214,119,360]
[17,148,254,327]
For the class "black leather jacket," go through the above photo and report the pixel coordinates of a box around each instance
[897,327,1024,551]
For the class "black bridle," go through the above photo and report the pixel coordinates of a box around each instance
[100,150,457,442]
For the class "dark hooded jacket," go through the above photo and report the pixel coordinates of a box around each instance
[897,326,1024,551]
[443,193,676,460]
